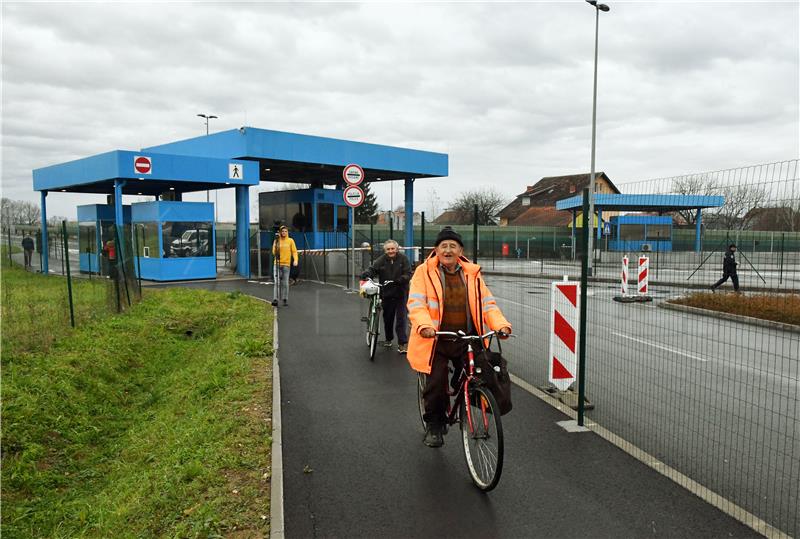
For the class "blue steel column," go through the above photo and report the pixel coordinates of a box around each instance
[236,185,250,277]
[404,178,414,262]
[695,209,702,252]
[114,180,125,231]
[596,209,603,240]
[40,191,49,274]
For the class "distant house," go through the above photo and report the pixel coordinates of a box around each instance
[743,207,800,231]
[432,209,473,226]
[375,209,422,230]
[498,172,621,227]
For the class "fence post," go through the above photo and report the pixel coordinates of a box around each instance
[473,204,479,263]
[492,230,495,269]
[6,227,12,266]
[420,212,425,263]
[577,189,590,427]
[779,232,785,285]
[62,221,75,328]
[323,233,327,284]
[60,231,65,276]
[369,222,374,264]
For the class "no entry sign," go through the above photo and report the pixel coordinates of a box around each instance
[342,164,364,185]
[343,185,365,208]
[134,156,152,175]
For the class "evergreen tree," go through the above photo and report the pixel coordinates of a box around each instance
[355,181,379,224]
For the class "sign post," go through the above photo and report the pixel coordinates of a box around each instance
[343,165,365,290]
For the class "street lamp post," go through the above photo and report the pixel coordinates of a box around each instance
[586,0,609,276]
[197,114,218,208]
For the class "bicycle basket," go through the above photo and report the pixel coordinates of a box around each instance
[360,280,380,296]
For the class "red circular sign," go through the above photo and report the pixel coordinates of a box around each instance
[342,164,364,186]
[343,185,365,208]
[134,156,152,174]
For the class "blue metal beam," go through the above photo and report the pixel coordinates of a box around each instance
[556,193,725,211]
[40,191,49,274]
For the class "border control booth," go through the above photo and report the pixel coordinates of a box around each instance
[33,128,448,281]
[556,194,725,254]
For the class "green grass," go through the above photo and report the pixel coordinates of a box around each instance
[669,292,800,326]
[2,264,274,538]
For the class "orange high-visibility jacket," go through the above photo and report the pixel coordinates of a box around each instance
[406,252,511,374]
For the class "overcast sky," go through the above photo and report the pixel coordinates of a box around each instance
[2,1,798,221]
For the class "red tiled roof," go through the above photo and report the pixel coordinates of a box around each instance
[508,206,573,227]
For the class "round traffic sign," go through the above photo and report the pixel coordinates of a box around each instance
[342,164,364,185]
[343,185,365,208]
[134,156,152,174]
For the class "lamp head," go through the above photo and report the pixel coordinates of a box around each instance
[598,3,610,11]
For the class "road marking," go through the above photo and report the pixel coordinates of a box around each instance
[495,295,548,314]
[611,331,708,362]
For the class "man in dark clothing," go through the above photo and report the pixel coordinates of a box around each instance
[21,234,34,269]
[711,243,740,292]
[360,239,412,353]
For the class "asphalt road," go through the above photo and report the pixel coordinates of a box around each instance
[161,278,763,538]
[484,274,799,537]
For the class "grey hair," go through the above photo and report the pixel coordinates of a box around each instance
[383,239,400,249]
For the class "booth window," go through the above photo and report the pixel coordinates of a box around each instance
[78,222,96,254]
[134,222,160,258]
[620,224,645,241]
[337,205,349,232]
[290,203,312,232]
[646,224,671,240]
[162,222,213,258]
[317,203,334,232]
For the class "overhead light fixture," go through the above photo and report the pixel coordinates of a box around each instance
[169,187,175,191]
[137,192,142,195]
[60,189,66,192]
[138,177,144,181]
[225,182,230,185]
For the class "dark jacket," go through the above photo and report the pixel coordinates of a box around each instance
[723,249,737,274]
[361,253,412,299]
[21,236,34,250]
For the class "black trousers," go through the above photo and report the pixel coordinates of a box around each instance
[712,271,739,291]
[423,339,467,425]
[381,294,409,344]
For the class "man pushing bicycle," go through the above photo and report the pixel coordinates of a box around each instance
[407,227,512,448]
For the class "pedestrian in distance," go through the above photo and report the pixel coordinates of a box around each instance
[360,239,412,353]
[271,225,298,307]
[711,243,740,292]
[407,227,512,448]
[21,233,34,269]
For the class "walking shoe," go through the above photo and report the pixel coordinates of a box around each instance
[423,424,444,448]
[710,286,715,293]
[397,343,407,354]
[283,299,288,306]
[381,340,393,348]
[271,299,279,306]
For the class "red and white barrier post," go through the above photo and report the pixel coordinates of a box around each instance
[621,256,629,296]
[549,280,579,391]
[638,256,649,295]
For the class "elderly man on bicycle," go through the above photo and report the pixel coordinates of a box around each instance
[360,239,413,353]
[407,227,512,448]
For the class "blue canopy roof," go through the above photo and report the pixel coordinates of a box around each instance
[555,193,724,212]
[143,127,449,183]
[33,150,258,195]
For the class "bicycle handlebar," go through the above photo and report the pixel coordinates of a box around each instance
[434,329,514,340]
[361,277,394,287]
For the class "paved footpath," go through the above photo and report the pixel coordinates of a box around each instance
[167,278,759,539]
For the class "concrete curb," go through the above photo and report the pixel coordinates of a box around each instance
[269,306,284,539]
[659,301,800,334]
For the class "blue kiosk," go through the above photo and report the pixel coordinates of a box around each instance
[555,194,725,253]
[33,127,448,280]
[77,203,132,275]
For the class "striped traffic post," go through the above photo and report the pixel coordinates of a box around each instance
[621,256,629,296]
[549,280,579,391]
[638,256,649,295]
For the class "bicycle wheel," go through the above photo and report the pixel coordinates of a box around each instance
[368,303,379,361]
[460,384,504,491]
[417,373,427,431]
[365,300,374,347]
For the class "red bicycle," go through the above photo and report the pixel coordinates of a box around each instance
[416,329,511,491]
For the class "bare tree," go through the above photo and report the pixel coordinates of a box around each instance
[18,201,42,226]
[449,188,508,226]
[712,182,769,230]
[671,174,719,225]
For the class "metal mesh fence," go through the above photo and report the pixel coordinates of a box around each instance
[461,161,798,537]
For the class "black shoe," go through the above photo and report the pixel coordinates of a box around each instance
[283,299,288,306]
[423,424,444,448]
[271,299,279,306]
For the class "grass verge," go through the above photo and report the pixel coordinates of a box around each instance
[2,264,273,538]
[668,292,800,326]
